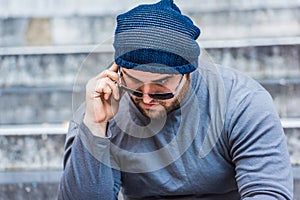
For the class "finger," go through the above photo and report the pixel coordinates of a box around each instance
[93,97,105,122]
[105,77,120,100]
[100,77,120,100]
[103,86,112,100]
[109,63,119,72]
[98,69,120,84]
[93,79,112,100]
[93,62,119,79]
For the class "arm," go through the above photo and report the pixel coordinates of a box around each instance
[58,119,121,200]
[228,90,293,199]
[58,63,122,199]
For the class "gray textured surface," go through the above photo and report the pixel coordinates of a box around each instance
[285,128,300,166]
[0,18,28,46]
[0,44,299,87]
[0,43,299,124]
[1,0,299,17]
[0,81,300,124]
[294,179,300,200]
[0,52,112,87]
[0,134,65,170]
[0,127,299,170]
[0,3,300,46]
[262,80,300,118]
[206,44,300,79]
[0,182,59,200]
[51,16,116,46]
[0,88,79,124]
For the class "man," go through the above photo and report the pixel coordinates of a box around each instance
[58,0,293,199]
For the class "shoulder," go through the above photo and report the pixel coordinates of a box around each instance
[217,64,265,93]
[192,62,277,136]
[192,63,271,108]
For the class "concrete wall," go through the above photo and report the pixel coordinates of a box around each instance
[1,43,299,124]
[1,0,300,17]
[1,1,300,46]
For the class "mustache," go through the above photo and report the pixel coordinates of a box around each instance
[133,97,167,106]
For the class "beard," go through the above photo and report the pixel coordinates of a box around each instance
[131,77,190,119]
[132,97,180,119]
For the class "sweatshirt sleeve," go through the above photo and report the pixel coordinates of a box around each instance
[57,119,121,200]
[228,90,293,199]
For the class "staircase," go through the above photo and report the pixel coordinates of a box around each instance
[0,0,300,199]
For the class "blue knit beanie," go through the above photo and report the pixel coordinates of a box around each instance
[113,0,201,74]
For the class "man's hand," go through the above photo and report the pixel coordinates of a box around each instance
[83,63,120,137]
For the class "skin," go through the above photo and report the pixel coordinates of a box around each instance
[125,68,190,119]
[83,63,190,137]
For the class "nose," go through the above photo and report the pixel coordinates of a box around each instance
[142,93,153,103]
[140,85,154,103]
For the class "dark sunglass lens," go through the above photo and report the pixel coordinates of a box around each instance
[132,91,143,98]
[119,85,143,97]
[150,93,174,100]
[119,85,174,100]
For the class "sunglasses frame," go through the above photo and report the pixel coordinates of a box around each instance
[117,67,184,100]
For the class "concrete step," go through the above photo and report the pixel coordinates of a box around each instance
[0,86,83,124]
[1,4,299,46]
[0,168,299,200]
[0,121,299,199]
[0,124,67,171]
[0,170,124,200]
[1,0,299,17]
[0,120,300,171]
[0,78,299,124]
[0,45,112,87]
[1,38,299,124]
[1,38,299,88]
[190,7,300,40]
[260,79,300,118]
[0,183,59,200]
[285,127,300,167]
[0,170,61,200]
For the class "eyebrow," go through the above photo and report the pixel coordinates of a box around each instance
[122,70,173,83]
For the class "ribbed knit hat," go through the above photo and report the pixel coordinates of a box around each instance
[113,0,201,74]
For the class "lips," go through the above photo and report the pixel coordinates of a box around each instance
[142,103,158,109]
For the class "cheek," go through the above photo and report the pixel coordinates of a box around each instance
[153,100,175,109]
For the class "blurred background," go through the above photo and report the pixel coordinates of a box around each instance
[0,0,299,199]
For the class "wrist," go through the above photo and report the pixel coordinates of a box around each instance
[83,117,108,138]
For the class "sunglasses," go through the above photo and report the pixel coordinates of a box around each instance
[118,68,184,100]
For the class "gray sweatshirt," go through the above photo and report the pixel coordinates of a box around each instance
[58,65,293,199]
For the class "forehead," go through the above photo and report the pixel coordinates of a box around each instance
[122,68,180,82]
